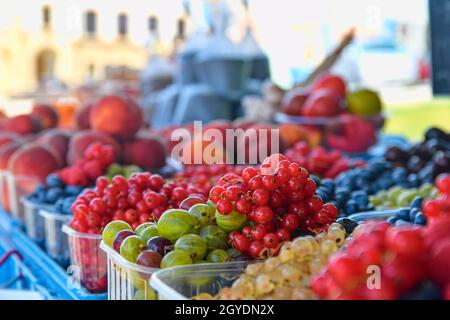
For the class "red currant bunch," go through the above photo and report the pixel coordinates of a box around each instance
[285,142,366,179]
[58,142,116,187]
[209,154,339,258]
[70,172,194,232]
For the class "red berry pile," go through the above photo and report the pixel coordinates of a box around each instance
[285,142,366,179]
[175,164,247,196]
[312,219,450,300]
[209,154,339,258]
[70,172,195,233]
[59,143,115,186]
[422,173,450,220]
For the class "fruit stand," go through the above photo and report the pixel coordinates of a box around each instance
[0,0,449,303]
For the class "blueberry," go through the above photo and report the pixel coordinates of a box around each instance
[407,174,420,187]
[410,196,423,210]
[310,175,321,186]
[345,200,359,215]
[414,212,427,225]
[46,174,63,188]
[392,167,408,182]
[321,179,335,193]
[387,216,397,225]
[352,191,368,206]
[55,199,65,213]
[396,208,411,221]
[316,188,330,202]
[45,188,64,204]
[409,208,421,222]
[64,185,83,196]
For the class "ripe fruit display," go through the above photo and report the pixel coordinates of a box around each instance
[422,174,450,220]
[311,220,448,300]
[195,223,347,300]
[385,127,450,181]
[346,89,383,117]
[285,141,366,179]
[31,104,59,129]
[103,163,142,181]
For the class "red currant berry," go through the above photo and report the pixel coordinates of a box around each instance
[281,213,300,232]
[305,178,317,195]
[263,233,279,249]
[262,175,278,191]
[253,189,270,206]
[235,198,252,215]
[253,206,274,224]
[242,226,252,239]
[217,199,234,215]
[250,225,266,241]
[242,167,258,183]
[125,208,138,223]
[95,177,109,191]
[226,186,243,201]
[248,240,264,258]
[248,176,263,191]
[209,186,225,204]
[275,228,291,242]
[89,198,107,214]
[233,234,251,252]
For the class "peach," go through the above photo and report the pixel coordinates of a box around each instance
[89,95,143,140]
[279,124,310,148]
[123,133,167,170]
[281,88,309,116]
[5,114,41,135]
[75,103,93,130]
[312,74,347,99]
[0,142,21,169]
[31,104,59,129]
[38,129,71,166]
[302,89,342,117]
[0,132,22,148]
[8,144,62,191]
[67,130,122,165]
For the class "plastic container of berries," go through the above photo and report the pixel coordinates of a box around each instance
[6,172,41,224]
[0,169,12,213]
[150,261,248,300]
[21,196,52,245]
[274,112,386,154]
[100,241,158,300]
[62,224,108,293]
[40,208,72,266]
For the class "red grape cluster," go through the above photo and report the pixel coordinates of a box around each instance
[59,143,115,187]
[285,142,366,179]
[175,164,247,196]
[70,172,195,233]
[312,219,450,300]
[422,174,450,220]
[209,154,339,258]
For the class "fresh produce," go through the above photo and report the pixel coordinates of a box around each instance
[157,209,198,242]
[174,234,207,261]
[208,154,339,258]
[387,196,428,227]
[346,89,382,117]
[196,223,347,300]
[385,127,449,182]
[422,174,450,220]
[285,141,365,179]
[120,235,146,262]
[103,163,142,181]
[31,104,59,129]
[161,250,192,269]
[101,220,133,248]
[312,219,448,300]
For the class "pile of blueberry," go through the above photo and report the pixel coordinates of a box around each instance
[28,174,84,215]
[314,158,428,216]
[387,196,427,227]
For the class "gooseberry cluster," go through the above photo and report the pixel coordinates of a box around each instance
[311,220,448,300]
[422,174,450,220]
[70,172,197,233]
[209,154,339,258]
[285,142,365,179]
[59,143,116,187]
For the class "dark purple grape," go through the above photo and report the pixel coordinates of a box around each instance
[425,127,447,141]
[433,151,450,174]
[113,230,135,252]
[136,250,162,268]
[146,237,173,256]
[385,146,407,163]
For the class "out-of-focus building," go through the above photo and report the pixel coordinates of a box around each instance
[0,0,185,97]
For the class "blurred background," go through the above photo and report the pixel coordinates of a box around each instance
[0,0,448,140]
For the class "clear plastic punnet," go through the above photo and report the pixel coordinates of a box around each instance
[40,209,72,266]
[150,261,247,300]
[6,173,41,224]
[62,224,107,294]
[0,169,11,212]
[21,197,52,245]
[100,241,158,300]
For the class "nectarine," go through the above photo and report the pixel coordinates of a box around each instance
[5,115,41,135]
[302,89,342,117]
[312,74,347,98]
[38,129,71,166]
[90,95,143,140]
[31,104,59,129]
[123,133,167,170]
[75,103,93,130]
